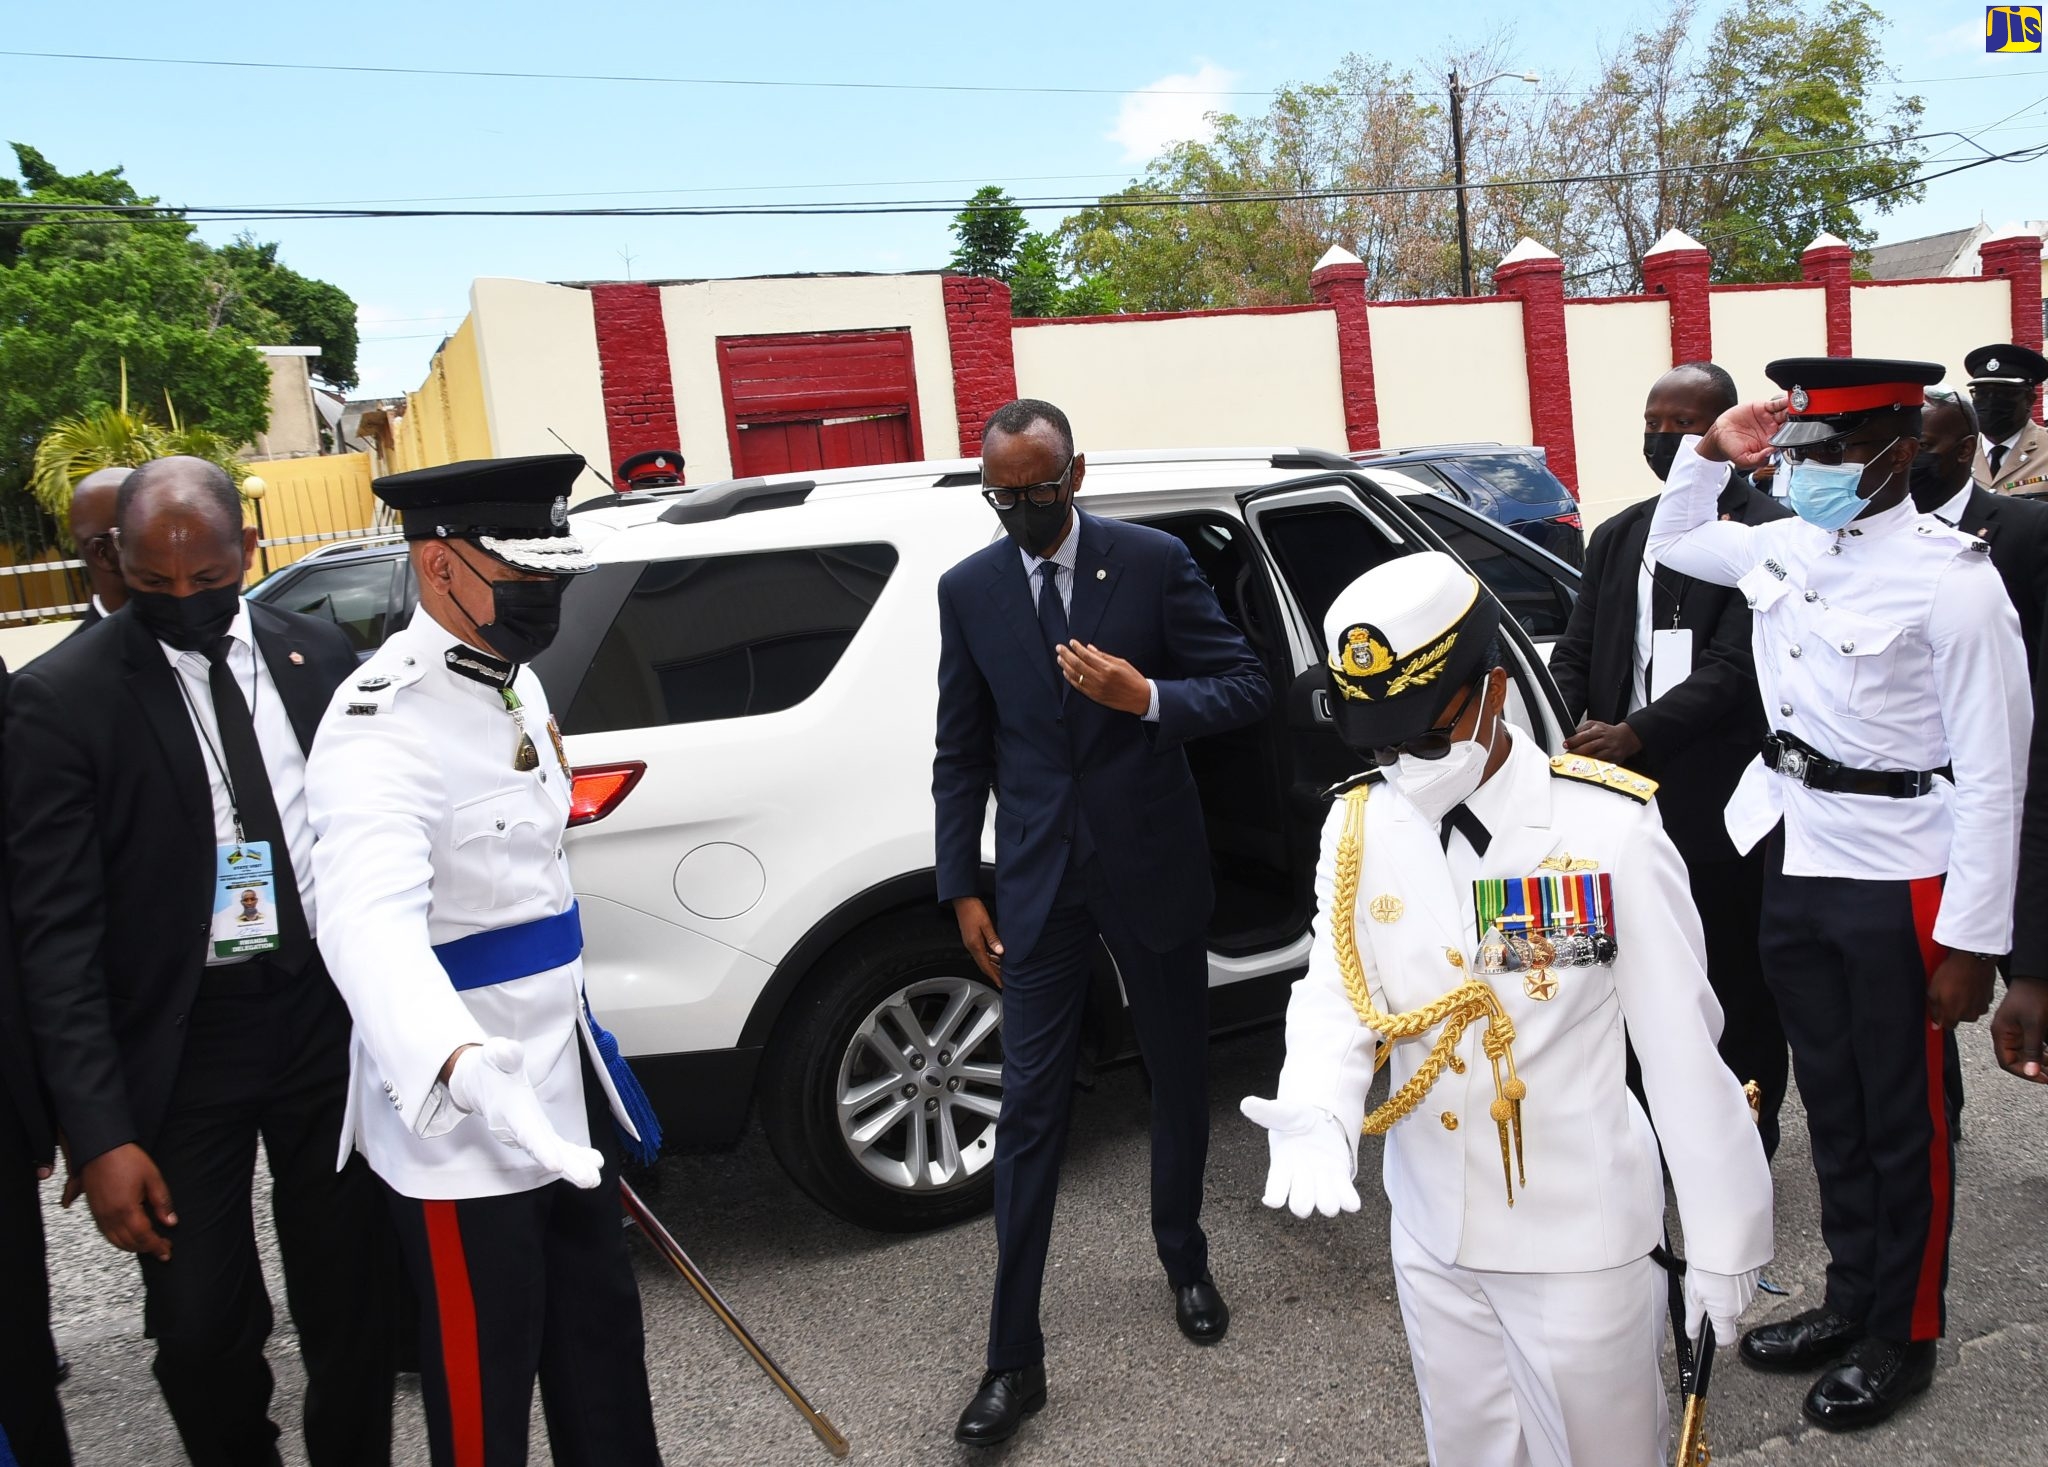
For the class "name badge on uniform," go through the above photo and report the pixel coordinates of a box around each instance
[1649,627,1693,703]
[212,842,281,958]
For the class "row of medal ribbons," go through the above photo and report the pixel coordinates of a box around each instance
[1474,873,1619,971]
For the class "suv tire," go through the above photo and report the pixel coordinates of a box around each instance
[759,913,1005,1231]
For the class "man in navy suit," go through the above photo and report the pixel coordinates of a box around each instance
[934,399,1272,1446]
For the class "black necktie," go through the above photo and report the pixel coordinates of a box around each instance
[206,637,311,962]
[1037,562,1069,694]
[1989,443,2008,481]
[1439,803,1492,856]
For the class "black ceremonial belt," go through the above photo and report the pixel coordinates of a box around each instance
[1762,731,1938,799]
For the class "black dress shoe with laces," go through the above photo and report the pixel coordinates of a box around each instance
[1802,1337,1936,1431]
[1739,1306,1864,1372]
[954,1363,1047,1446]
[1175,1274,1230,1345]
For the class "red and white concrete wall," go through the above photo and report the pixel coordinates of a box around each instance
[404,223,2044,531]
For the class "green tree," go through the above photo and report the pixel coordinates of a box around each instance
[948,186,1121,316]
[1007,232,1065,317]
[218,236,362,389]
[948,185,1029,278]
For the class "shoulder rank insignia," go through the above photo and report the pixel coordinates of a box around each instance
[1321,768,1384,802]
[355,675,393,691]
[1549,754,1657,803]
[1967,538,1991,554]
[345,701,378,716]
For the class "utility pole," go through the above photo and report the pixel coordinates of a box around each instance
[1450,70,1471,297]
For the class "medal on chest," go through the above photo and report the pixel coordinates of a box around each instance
[501,686,541,772]
[1472,872,1618,1000]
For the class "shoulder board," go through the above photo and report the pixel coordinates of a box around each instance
[1321,768,1384,803]
[341,659,426,717]
[1549,754,1657,804]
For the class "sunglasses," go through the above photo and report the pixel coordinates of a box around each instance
[982,457,1075,511]
[1780,434,1900,468]
[1371,682,1477,766]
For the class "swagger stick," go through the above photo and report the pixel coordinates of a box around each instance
[620,1181,850,1458]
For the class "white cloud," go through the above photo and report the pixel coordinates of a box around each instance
[1108,62,1241,164]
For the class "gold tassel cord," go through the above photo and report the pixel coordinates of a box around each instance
[1332,786,1527,1204]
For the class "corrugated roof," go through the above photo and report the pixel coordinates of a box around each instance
[1866,227,1976,280]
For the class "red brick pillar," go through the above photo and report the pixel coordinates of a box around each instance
[1309,245,1381,452]
[1640,228,1714,366]
[589,283,682,489]
[1801,234,1855,359]
[1493,238,1579,496]
[942,275,1019,457]
[1978,229,2046,419]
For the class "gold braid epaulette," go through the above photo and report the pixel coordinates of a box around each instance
[1332,784,1529,1204]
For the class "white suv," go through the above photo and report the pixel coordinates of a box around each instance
[534,447,1577,1230]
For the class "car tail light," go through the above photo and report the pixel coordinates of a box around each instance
[1555,513,1583,529]
[568,762,645,827]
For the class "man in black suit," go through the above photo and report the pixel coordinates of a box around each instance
[1995,602,2048,1081]
[1549,361,1794,1155]
[6,457,395,1467]
[1912,387,2048,672]
[935,400,1271,1446]
[0,654,73,1467]
[66,466,130,629]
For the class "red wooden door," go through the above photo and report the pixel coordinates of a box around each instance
[718,330,922,478]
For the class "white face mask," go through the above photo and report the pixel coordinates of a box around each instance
[1385,732,1494,826]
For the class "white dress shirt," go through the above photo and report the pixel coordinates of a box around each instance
[1019,524,1160,721]
[1629,555,1657,714]
[1932,483,1974,526]
[1646,438,2031,952]
[1984,429,2024,476]
[161,600,318,958]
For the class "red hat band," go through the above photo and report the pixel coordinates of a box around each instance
[1786,381,1925,416]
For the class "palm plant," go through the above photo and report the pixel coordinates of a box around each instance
[28,361,247,529]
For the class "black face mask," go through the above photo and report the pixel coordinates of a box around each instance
[127,583,242,653]
[1643,431,1685,483]
[1975,392,2030,444]
[994,496,1072,558]
[1908,449,1957,512]
[449,548,566,664]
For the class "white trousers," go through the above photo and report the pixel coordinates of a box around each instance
[1390,1215,1670,1467]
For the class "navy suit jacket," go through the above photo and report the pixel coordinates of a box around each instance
[933,511,1272,966]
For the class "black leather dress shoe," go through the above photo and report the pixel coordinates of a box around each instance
[954,1363,1047,1446]
[1739,1306,1864,1372]
[1175,1275,1230,1345]
[1802,1337,1936,1431]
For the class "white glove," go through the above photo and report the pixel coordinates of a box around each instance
[1683,1265,1760,1348]
[446,1037,605,1190]
[1240,1096,1360,1219]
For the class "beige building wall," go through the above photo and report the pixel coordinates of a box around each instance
[469,278,612,500]
[1565,299,1673,529]
[1707,286,1828,400]
[1368,301,1533,452]
[250,350,323,459]
[1850,278,2014,392]
[660,274,960,484]
[1010,311,1346,451]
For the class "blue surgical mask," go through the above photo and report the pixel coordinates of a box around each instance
[1783,439,1898,531]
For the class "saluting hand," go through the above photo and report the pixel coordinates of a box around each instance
[79,1142,177,1262]
[1056,641,1151,716]
[1698,398,1788,470]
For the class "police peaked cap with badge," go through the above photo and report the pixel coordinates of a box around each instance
[1965,342,2048,388]
[1764,356,1946,449]
[616,448,685,489]
[373,454,595,574]
[1320,551,1500,751]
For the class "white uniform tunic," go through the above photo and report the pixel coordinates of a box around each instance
[306,605,632,1199]
[1646,437,2031,954]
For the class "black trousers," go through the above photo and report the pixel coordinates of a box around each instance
[1687,853,1789,1160]
[0,1103,70,1467]
[385,1051,661,1467]
[1759,831,1955,1342]
[987,856,1211,1371]
[137,960,396,1467]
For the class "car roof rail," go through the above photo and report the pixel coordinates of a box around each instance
[569,491,658,514]
[932,470,982,488]
[1269,448,1359,473]
[656,477,817,525]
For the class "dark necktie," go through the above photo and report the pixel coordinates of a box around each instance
[206,637,311,963]
[1439,803,1492,856]
[1988,443,2008,481]
[1037,562,1069,693]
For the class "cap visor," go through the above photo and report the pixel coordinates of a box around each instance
[1769,419,1857,449]
[476,533,595,574]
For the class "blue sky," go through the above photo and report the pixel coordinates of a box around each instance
[4,0,2044,396]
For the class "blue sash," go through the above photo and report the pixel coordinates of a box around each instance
[430,903,663,1163]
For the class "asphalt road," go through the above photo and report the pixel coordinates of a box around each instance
[38,1021,2048,1466]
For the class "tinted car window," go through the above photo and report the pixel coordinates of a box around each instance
[273,557,399,653]
[1256,503,1403,633]
[1406,501,1575,638]
[1438,452,1569,505]
[564,544,898,733]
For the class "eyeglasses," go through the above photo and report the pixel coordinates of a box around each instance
[1781,435,1899,467]
[982,457,1074,511]
[1371,683,1476,765]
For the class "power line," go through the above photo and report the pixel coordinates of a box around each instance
[1,46,2041,101]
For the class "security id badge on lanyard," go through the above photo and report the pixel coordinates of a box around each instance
[213,842,281,957]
